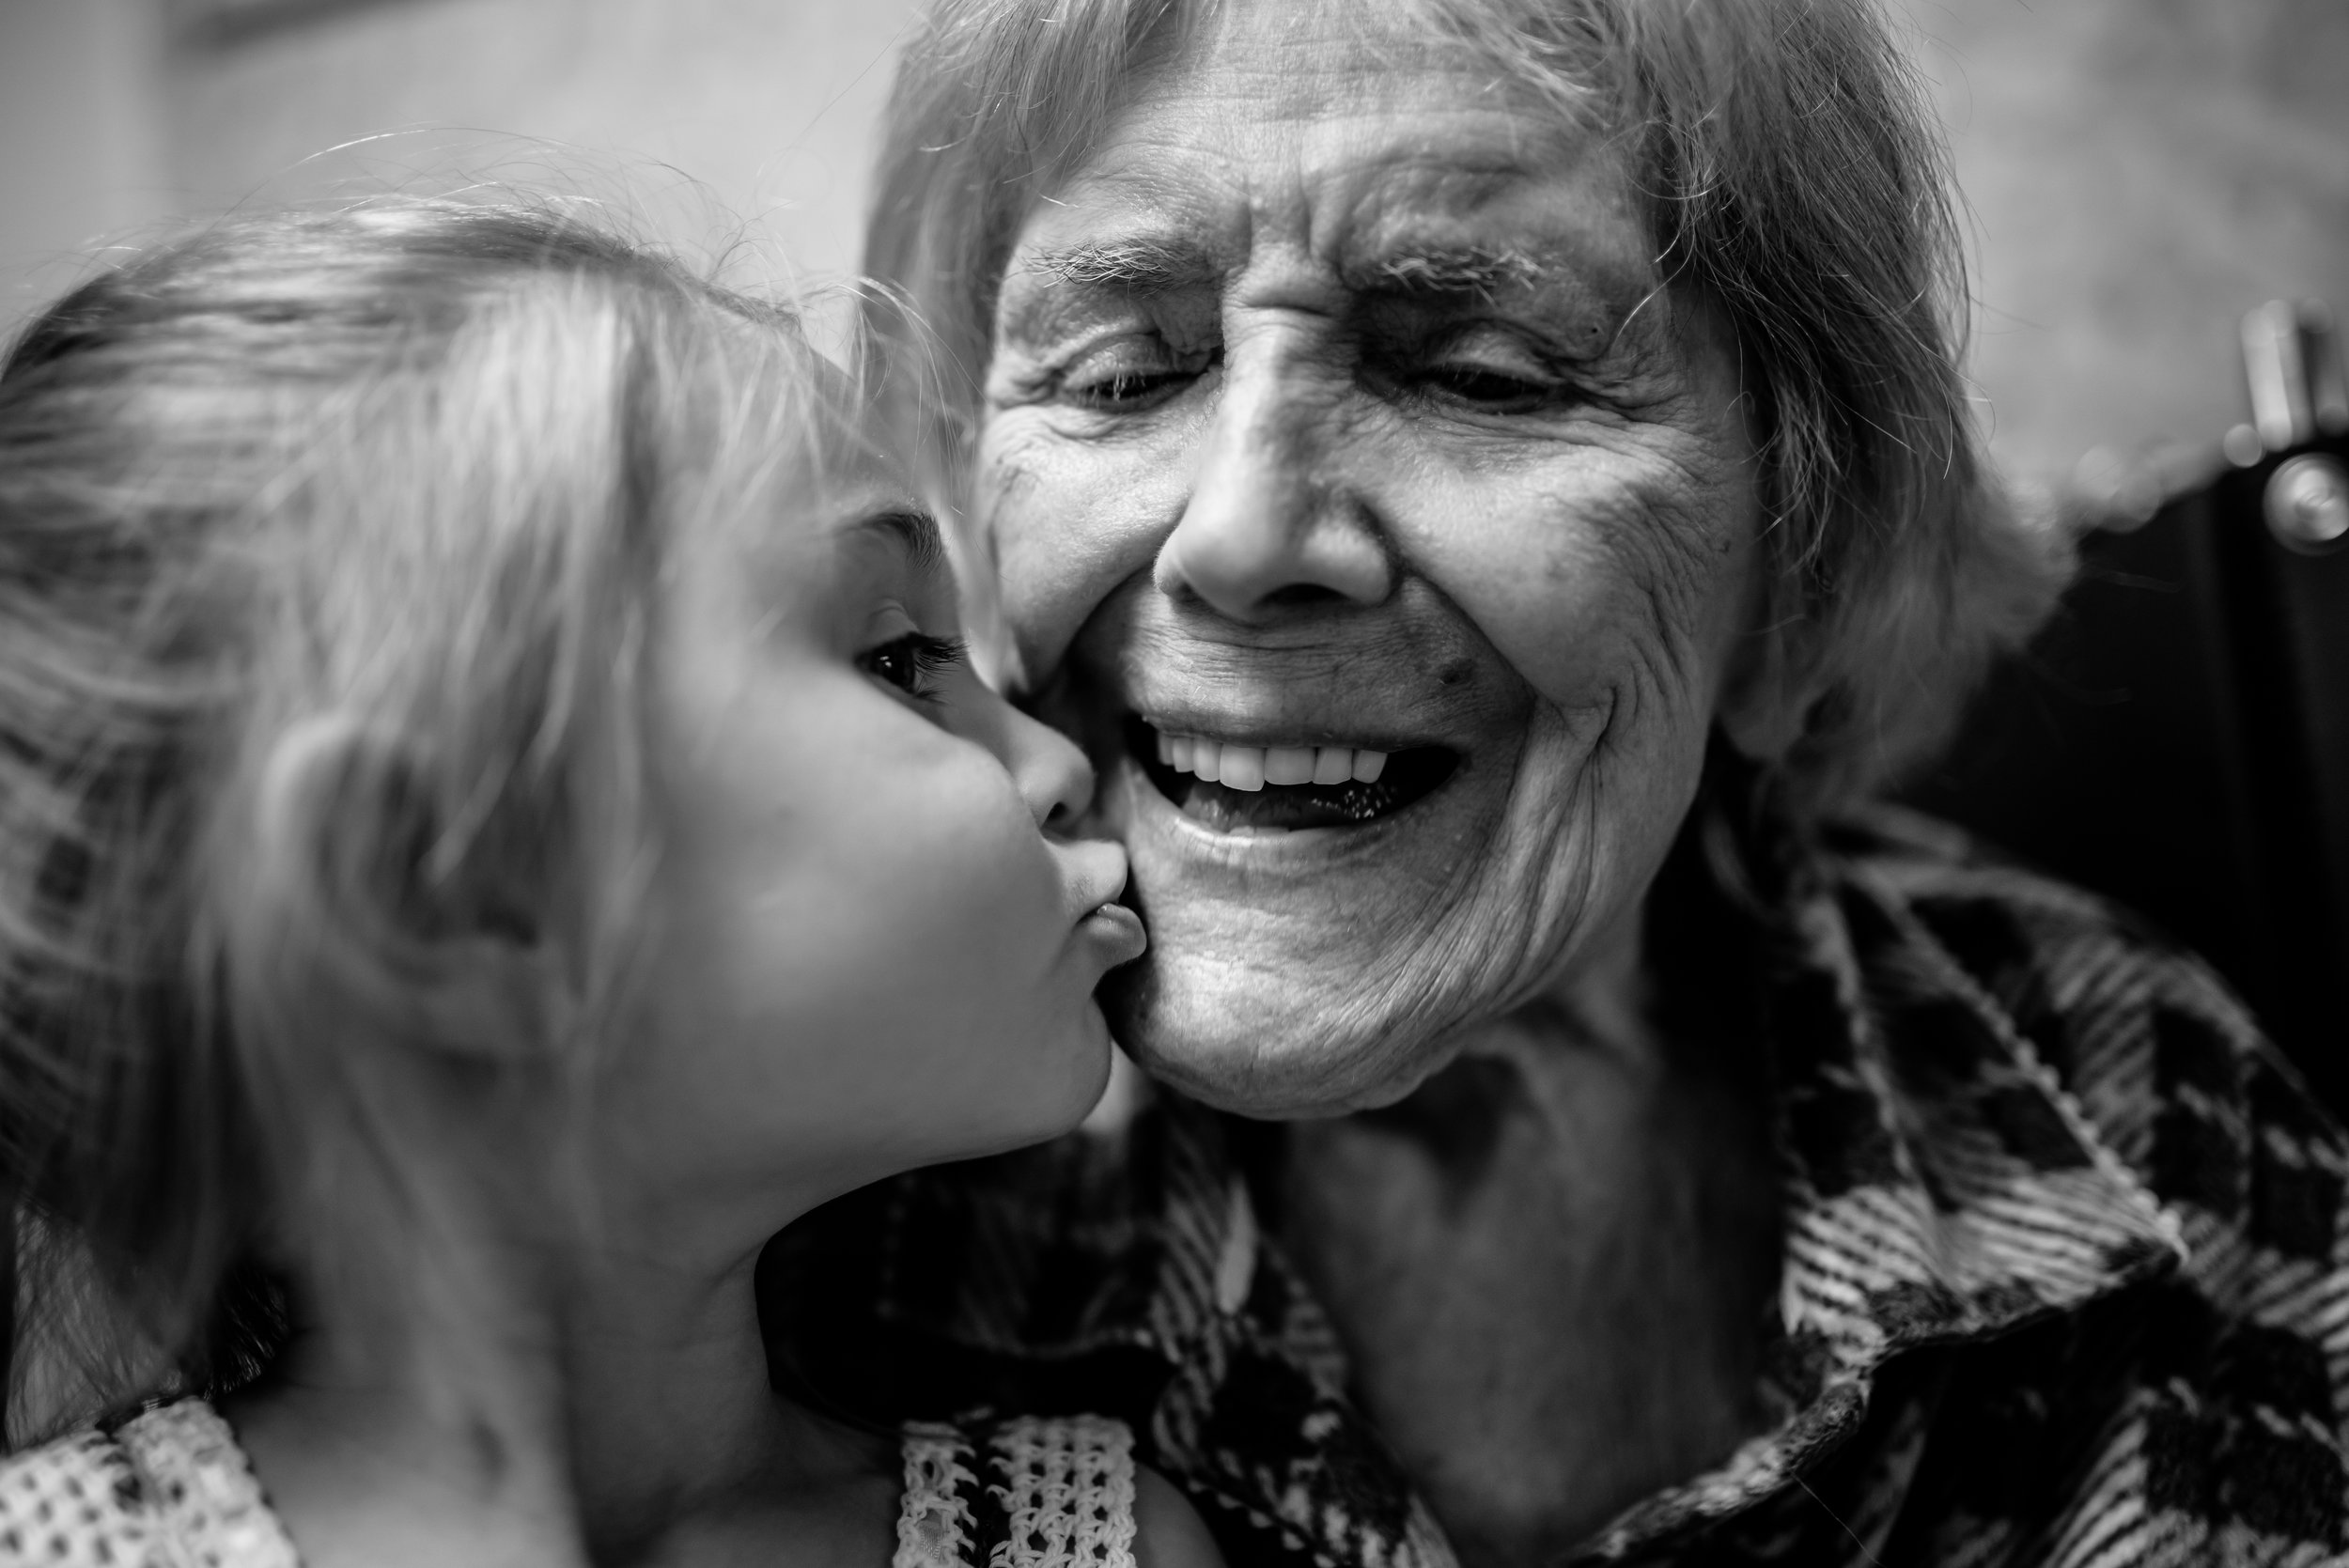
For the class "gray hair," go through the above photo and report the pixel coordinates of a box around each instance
[863,0,2068,812]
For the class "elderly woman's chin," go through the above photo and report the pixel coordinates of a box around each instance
[1095,701,1706,1120]
[1097,922,1457,1119]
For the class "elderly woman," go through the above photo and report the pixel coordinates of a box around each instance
[767,0,2349,1563]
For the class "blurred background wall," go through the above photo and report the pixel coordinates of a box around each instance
[3,0,2345,490]
[1,0,925,318]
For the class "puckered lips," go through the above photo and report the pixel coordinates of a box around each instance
[1123,713,1460,835]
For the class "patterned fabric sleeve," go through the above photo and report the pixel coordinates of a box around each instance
[1877,812,2349,1564]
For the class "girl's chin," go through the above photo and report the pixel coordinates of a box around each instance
[946,1014,1120,1155]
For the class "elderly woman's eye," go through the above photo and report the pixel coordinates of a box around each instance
[1060,336,1212,411]
[1424,365,1556,406]
[1400,333,1571,412]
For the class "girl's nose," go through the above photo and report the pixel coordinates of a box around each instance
[999,700,1097,831]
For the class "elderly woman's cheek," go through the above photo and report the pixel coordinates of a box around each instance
[1623,486,1762,728]
[987,410,1209,638]
[983,417,1146,683]
[1579,436,1761,708]
[1440,468,1740,739]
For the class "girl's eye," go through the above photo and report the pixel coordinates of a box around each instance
[1061,336,1213,411]
[859,631,967,704]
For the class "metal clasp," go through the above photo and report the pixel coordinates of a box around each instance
[2241,300,2349,553]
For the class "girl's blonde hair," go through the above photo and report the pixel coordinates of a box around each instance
[0,198,828,1439]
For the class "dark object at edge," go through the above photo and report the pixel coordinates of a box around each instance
[1905,303,2349,1111]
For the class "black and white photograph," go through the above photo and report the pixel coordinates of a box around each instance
[0,0,2344,1562]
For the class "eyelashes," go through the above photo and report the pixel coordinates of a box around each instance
[1044,328,1582,419]
[858,630,968,704]
[1056,336,1217,412]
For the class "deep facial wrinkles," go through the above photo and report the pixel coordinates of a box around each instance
[974,1,1766,1113]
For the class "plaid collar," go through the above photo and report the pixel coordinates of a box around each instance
[765,802,2313,1566]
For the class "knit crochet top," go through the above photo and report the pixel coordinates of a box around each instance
[0,1396,1139,1568]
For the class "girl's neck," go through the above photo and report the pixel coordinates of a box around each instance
[231,1180,884,1568]
[227,1260,587,1568]
[556,1219,888,1562]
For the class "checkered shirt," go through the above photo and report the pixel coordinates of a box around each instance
[763,804,2349,1567]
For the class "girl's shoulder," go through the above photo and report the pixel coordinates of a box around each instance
[0,1396,300,1568]
[894,1414,1220,1568]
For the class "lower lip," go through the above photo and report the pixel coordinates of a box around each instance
[1082,902,1148,965]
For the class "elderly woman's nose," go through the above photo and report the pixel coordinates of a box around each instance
[1153,364,1392,621]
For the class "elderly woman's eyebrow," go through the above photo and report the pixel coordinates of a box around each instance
[1020,237,1223,292]
[1021,238,1562,297]
[1348,244,1553,297]
[1351,243,1650,362]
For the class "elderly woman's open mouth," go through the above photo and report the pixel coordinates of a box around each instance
[1125,716,1462,834]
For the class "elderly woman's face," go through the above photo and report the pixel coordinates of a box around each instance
[979,0,1763,1115]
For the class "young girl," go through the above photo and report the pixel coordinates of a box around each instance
[0,200,1220,1568]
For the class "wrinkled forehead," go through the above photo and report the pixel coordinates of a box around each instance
[1126,0,1619,130]
[1010,0,1662,341]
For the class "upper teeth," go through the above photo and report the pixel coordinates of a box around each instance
[1153,731,1388,792]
